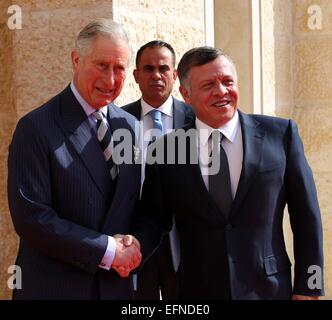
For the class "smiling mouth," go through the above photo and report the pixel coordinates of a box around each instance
[212,101,231,108]
[96,87,113,95]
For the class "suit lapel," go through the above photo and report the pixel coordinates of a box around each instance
[173,98,187,129]
[129,100,142,120]
[230,111,265,218]
[56,86,111,198]
[102,104,140,233]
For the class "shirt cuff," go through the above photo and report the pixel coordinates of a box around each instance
[99,236,116,270]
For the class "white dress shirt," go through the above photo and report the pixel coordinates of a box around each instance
[196,110,243,199]
[70,81,116,271]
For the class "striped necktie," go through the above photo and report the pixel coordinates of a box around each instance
[93,110,118,181]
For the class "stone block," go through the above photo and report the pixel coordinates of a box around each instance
[294,106,332,173]
[294,38,332,104]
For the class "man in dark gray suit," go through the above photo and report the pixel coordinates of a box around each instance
[7,19,141,300]
[122,41,194,299]
[130,47,324,299]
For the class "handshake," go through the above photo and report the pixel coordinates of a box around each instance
[111,234,142,277]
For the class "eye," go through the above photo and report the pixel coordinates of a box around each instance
[115,64,126,73]
[223,78,234,86]
[201,82,214,89]
[143,65,154,72]
[159,65,170,73]
[97,62,107,70]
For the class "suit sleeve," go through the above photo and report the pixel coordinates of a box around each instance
[7,116,108,274]
[285,120,324,296]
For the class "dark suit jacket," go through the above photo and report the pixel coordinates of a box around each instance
[123,97,194,273]
[134,111,324,300]
[7,85,141,300]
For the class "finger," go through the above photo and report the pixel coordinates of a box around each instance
[113,234,124,239]
[130,236,141,250]
[112,266,130,278]
[132,251,142,269]
[118,271,130,278]
[123,235,133,247]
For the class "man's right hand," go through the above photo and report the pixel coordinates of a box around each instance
[111,234,141,277]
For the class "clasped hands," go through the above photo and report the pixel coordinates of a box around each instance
[111,234,142,277]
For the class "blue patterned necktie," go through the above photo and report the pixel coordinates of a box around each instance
[93,110,118,181]
[149,109,163,142]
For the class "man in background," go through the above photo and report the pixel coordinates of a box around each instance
[123,40,194,299]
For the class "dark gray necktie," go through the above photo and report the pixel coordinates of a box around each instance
[93,110,118,181]
[208,131,233,219]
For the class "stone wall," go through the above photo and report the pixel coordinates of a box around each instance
[0,0,205,300]
[292,0,332,299]
[0,0,18,302]
[112,0,205,105]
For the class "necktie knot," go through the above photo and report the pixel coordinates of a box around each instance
[93,109,105,121]
[149,109,163,132]
[210,130,223,147]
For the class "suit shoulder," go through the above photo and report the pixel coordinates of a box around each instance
[246,113,292,131]
[111,103,139,128]
[122,100,140,112]
[19,92,61,126]
[173,97,193,111]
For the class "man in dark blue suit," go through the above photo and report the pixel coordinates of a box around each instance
[122,41,194,300]
[7,19,141,300]
[131,47,324,299]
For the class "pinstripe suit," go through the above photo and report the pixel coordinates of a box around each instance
[7,85,141,299]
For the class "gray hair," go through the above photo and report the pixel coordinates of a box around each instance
[75,19,129,56]
[177,46,236,89]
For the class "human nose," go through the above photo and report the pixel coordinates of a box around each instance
[151,70,162,80]
[103,68,115,86]
[213,82,227,96]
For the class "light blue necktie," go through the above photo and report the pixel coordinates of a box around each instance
[149,109,163,142]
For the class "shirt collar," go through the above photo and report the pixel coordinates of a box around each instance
[195,110,240,147]
[70,81,108,117]
[141,95,173,118]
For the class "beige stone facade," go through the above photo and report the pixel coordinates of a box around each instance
[0,0,331,299]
